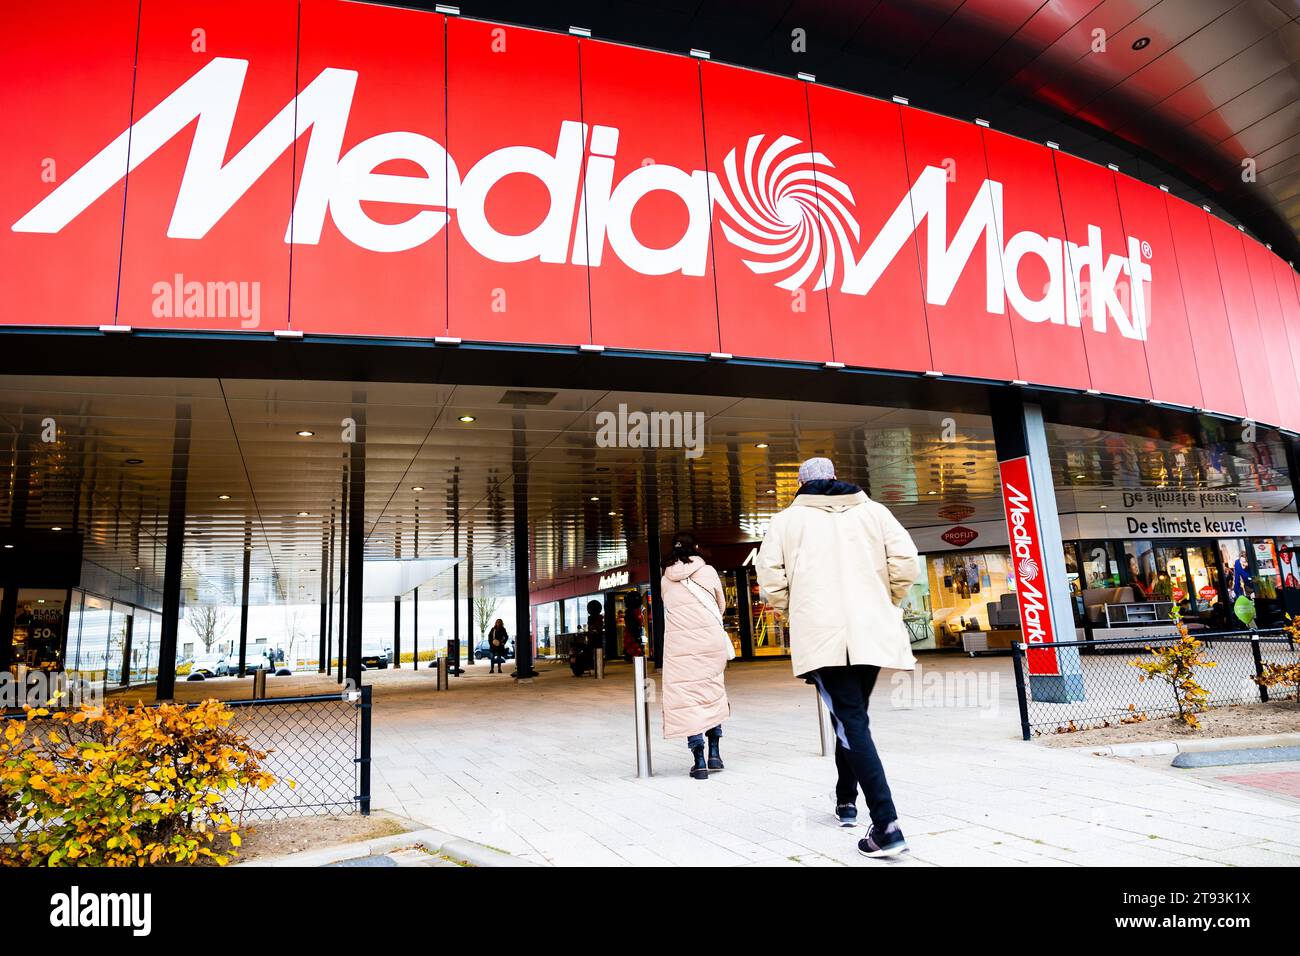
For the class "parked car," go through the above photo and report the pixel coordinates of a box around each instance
[474,639,514,660]
[186,654,231,680]
[360,647,391,670]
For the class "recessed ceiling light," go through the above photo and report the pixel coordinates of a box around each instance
[51,526,62,531]
[218,494,231,500]
[3,544,12,550]
[134,565,141,570]
[1074,474,1085,479]
[1131,36,1150,50]
[607,511,616,516]
[1100,505,1108,510]
[766,489,775,495]
[125,458,143,465]
[755,442,769,449]
[927,491,937,495]
[458,415,476,423]
[297,430,314,437]
[298,511,311,517]
[411,486,424,492]
[590,496,599,501]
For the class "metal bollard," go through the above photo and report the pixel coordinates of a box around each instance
[633,655,653,778]
[815,686,835,756]
[594,647,605,680]
[252,668,267,700]
[436,655,449,691]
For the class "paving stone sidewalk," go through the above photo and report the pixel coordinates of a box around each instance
[358,657,1300,867]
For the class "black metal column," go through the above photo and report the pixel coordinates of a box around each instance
[451,471,461,675]
[237,521,251,677]
[736,565,755,659]
[0,418,34,672]
[155,403,191,700]
[345,401,366,688]
[412,585,419,667]
[393,596,401,669]
[512,412,536,679]
[465,523,475,664]
[337,469,347,684]
[325,512,335,673]
[319,533,329,672]
[645,459,665,667]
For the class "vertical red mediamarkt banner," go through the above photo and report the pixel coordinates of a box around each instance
[805,86,930,373]
[288,1,446,337]
[121,0,299,332]
[980,129,1088,390]
[1,0,139,327]
[700,63,832,362]
[1269,257,1300,433]
[445,20,588,345]
[1162,196,1246,420]
[898,109,1017,380]
[1207,217,1280,426]
[1052,153,1152,400]
[578,42,718,353]
[998,455,1060,678]
[1242,237,1300,430]
[1111,173,1201,411]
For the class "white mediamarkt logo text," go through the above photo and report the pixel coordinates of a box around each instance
[1005,480,1048,646]
[13,57,1151,340]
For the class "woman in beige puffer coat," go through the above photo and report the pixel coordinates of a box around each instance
[660,533,732,780]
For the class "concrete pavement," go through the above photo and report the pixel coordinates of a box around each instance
[356,656,1300,867]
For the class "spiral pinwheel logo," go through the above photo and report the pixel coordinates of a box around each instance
[1017,555,1040,582]
[713,134,860,291]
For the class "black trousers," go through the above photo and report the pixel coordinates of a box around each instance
[811,664,898,829]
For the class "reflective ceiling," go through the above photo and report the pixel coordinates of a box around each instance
[427,0,1300,261]
[0,376,1292,609]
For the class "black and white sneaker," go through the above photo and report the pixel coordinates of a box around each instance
[834,802,858,827]
[858,822,908,858]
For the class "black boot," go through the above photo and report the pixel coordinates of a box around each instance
[690,746,709,780]
[707,737,724,772]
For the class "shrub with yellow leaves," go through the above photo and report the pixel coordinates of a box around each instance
[1129,605,1216,729]
[1,698,276,866]
[1252,613,1300,703]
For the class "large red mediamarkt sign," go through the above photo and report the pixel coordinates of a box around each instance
[5,0,1300,430]
[999,456,1061,678]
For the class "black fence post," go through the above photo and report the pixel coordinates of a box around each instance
[356,684,372,816]
[1010,641,1032,741]
[1250,633,1268,703]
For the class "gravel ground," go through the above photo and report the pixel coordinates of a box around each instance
[232,812,414,861]
[1039,700,1300,748]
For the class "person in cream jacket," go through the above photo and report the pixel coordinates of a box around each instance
[755,457,920,858]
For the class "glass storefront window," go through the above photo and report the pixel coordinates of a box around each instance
[10,589,68,672]
[926,550,1015,649]
[1153,544,1188,607]
[1185,544,1223,624]
[1278,538,1300,591]
[76,595,111,684]
[1220,539,1251,601]
[1079,541,1119,590]
[900,576,933,651]
[749,577,789,657]
[1124,540,1159,599]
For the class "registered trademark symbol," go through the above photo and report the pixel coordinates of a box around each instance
[1140,240,1152,259]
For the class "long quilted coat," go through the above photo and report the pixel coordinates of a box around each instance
[660,556,731,738]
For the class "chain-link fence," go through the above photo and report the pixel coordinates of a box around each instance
[2,688,370,841]
[1011,629,1299,739]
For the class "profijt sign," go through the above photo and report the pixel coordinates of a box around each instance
[5,0,1300,429]
[999,456,1061,678]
